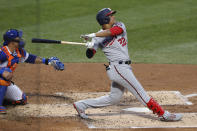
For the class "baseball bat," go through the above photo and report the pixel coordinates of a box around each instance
[32,38,86,46]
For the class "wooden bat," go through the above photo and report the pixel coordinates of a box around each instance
[32,38,86,46]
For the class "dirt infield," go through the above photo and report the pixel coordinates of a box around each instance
[0,63,197,131]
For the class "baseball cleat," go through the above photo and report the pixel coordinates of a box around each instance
[3,93,28,106]
[73,102,88,119]
[0,106,6,114]
[12,93,28,105]
[160,111,183,122]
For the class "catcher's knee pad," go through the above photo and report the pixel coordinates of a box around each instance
[11,93,28,105]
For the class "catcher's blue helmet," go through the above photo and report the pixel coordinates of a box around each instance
[96,8,116,25]
[3,29,25,48]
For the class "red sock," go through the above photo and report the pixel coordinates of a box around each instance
[147,98,165,116]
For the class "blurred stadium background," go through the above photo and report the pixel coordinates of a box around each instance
[0,0,196,64]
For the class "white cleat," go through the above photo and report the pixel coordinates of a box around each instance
[73,102,89,119]
[160,111,183,122]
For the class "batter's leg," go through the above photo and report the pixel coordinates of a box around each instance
[4,83,27,105]
[113,65,150,105]
[74,82,124,118]
[75,82,124,110]
[113,65,182,121]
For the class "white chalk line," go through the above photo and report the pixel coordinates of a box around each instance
[86,113,197,129]
[185,94,197,98]
[26,91,196,129]
[84,91,195,129]
[122,107,151,113]
[88,126,197,129]
[174,91,193,105]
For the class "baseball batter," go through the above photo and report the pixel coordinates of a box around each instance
[73,8,183,121]
[0,29,64,114]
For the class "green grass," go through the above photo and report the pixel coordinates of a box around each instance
[0,0,197,64]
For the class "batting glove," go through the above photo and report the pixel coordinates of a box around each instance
[48,57,64,71]
[85,41,94,48]
[80,33,96,41]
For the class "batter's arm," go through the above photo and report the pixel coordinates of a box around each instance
[95,29,112,37]
[97,26,123,37]
[85,26,123,38]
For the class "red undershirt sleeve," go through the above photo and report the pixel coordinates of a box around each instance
[110,26,123,36]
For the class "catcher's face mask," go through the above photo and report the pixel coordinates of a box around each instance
[3,29,26,49]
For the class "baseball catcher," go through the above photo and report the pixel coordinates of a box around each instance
[0,29,64,114]
[73,8,182,121]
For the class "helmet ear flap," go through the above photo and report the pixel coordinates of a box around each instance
[3,33,9,41]
[104,16,110,24]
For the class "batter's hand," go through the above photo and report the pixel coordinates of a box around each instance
[85,41,94,48]
[80,33,96,41]
[48,57,64,71]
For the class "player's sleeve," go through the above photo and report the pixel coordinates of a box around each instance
[0,50,8,76]
[20,49,37,64]
[0,50,7,63]
[0,68,5,77]
[110,22,125,36]
[25,54,37,64]
[110,26,123,36]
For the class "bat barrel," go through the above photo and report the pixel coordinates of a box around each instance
[31,38,86,46]
[32,38,61,44]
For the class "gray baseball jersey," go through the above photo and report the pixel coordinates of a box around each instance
[92,22,130,62]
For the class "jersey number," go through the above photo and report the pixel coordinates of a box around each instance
[118,37,127,47]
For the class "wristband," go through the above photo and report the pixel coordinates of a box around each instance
[42,58,49,65]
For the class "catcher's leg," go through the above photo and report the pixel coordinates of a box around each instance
[74,82,124,118]
[4,83,27,105]
[0,85,7,114]
[113,65,182,121]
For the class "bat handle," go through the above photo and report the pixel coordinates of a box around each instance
[61,41,86,46]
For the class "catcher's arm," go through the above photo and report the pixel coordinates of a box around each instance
[1,68,13,81]
[24,54,64,71]
[0,51,13,81]
[41,57,64,71]
[34,57,44,64]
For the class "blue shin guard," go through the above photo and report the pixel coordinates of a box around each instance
[0,85,7,113]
